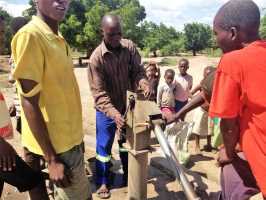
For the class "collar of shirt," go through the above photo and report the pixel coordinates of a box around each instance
[31,16,65,42]
[161,81,176,89]
[177,73,188,78]
[100,40,127,57]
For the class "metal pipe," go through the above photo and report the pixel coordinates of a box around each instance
[154,124,201,200]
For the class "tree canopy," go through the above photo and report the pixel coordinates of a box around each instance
[184,23,212,56]
[0,7,12,54]
[0,0,225,58]
[260,14,266,39]
[23,0,146,57]
[142,22,183,57]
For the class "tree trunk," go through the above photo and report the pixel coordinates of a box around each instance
[78,57,83,66]
[193,49,196,56]
[153,51,157,57]
[87,49,92,58]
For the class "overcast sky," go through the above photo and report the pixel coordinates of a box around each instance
[1,0,266,30]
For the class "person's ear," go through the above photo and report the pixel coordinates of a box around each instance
[230,26,238,41]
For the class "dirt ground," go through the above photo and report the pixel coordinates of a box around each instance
[0,55,263,200]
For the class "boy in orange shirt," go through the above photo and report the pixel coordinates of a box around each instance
[210,0,266,199]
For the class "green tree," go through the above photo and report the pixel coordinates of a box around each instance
[60,0,87,53]
[260,14,266,39]
[22,0,37,19]
[0,7,12,54]
[112,0,146,47]
[142,22,162,57]
[82,0,146,56]
[161,36,185,56]
[23,0,146,60]
[82,1,109,56]
[142,22,182,57]
[184,23,212,56]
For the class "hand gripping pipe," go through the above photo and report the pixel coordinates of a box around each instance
[154,124,201,200]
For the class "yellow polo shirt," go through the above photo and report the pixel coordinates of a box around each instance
[11,16,83,155]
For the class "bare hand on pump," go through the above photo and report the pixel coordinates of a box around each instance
[114,113,125,133]
[48,158,72,188]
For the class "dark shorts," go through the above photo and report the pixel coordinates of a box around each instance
[175,100,188,112]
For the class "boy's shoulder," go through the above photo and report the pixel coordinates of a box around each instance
[12,19,45,44]
[185,73,193,80]
[16,18,43,35]
[120,39,135,50]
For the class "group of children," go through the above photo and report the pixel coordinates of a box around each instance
[146,58,192,115]
[146,58,216,153]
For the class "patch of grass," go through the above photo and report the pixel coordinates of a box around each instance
[159,57,177,66]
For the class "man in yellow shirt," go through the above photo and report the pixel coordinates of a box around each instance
[11,0,91,199]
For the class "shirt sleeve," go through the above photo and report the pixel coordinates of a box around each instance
[128,42,147,90]
[209,58,241,118]
[11,32,44,97]
[87,57,120,119]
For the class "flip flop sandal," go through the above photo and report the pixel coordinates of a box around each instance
[97,188,111,199]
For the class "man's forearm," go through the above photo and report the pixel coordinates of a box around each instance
[166,93,205,124]
[22,97,57,162]
[100,106,121,119]
[178,93,205,115]
[191,85,201,95]
[220,118,239,159]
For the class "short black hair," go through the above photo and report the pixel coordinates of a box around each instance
[165,69,175,77]
[179,58,189,66]
[215,0,260,35]
[11,17,29,35]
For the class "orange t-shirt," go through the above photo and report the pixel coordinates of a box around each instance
[209,40,266,195]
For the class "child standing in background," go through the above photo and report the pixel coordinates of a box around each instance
[175,58,193,113]
[157,69,177,121]
[145,61,160,102]
[191,66,215,153]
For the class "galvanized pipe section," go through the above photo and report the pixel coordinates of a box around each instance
[154,124,201,200]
